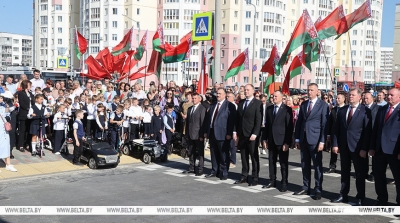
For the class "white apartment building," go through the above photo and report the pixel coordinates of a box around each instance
[380,47,393,83]
[33,0,73,70]
[0,33,33,67]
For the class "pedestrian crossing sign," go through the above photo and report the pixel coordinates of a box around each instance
[334,68,340,77]
[57,56,68,68]
[192,12,213,41]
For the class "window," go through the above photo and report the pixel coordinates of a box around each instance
[58,39,62,44]
[105,8,108,15]
[164,9,180,20]
[112,21,118,28]
[164,22,179,29]
[55,5,62,10]
[353,30,357,35]
[91,21,100,27]
[245,38,250,45]
[57,27,62,33]
[234,11,238,18]
[233,37,237,44]
[13,47,19,52]
[91,47,100,53]
[221,63,224,70]
[234,24,237,31]
[112,8,118,15]
[233,50,237,57]
[105,21,108,28]
[222,24,225,32]
[222,10,225,18]
[245,25,251,32]
[40,4,47,11]
[352,40,357,45]
[183,10,199,20]
[244,77,249,83]
[262,38,273,48]
[91,8,100,18]
[221,50,225,58]
[165,35,179,45]
[40,16,48,25]
[112,34,117,41]
[91,33,100,44]
[246,11,251,18]
[125,8,128,15]
[222,37,225,44]
[57,16,62,22]
[137,8,140,15]
[40,27,47,33]
[104,34,108,41]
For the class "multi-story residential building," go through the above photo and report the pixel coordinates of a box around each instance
[0,33,33,67]
[392,3,400,83]
[380,47,393,83]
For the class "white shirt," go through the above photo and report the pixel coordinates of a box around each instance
[273,102,283,115]
[191,103,200,115]
[86,103,96,120]
[210,100,225,128]
[95,111,108,128]
[346,103,359,121]
[73,119,83,130]
[5,82,16,94]
[27,103,51,119]
[243,97,254,110]
[130,90,146,100]
[73,87,83,98]
[262,103,266,127]
[122,109,130,127]
[366,103,374,109]
[143,111,152,123]
[387,103,399,114]
[129,105,143,124]
[30,78,45,92]
[53,112,69,130]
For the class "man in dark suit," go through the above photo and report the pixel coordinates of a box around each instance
[233,84,263,186]
[262,91,293,192]
[203,88,236,180]
[331,88,372,206]
[183,93,206,176]
[363,92,379,182]
[369,88,400,206]
[294,83,329,200]
[325,92,346,173]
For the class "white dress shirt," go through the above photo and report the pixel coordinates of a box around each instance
[30,78,45,92]
[346,103,359,121]
[143,111,152,123]
[53,112,69,130]
[129,105,143,124]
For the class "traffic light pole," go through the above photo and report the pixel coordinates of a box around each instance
[213,0,221,84]
[201,41,205,94]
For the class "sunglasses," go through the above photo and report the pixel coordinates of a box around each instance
[88,82,93,83]
[323,97,328,99]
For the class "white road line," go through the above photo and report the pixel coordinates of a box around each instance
[280,192,310,200]
[219,179,237,184]
[195,179,223,184]
[163,172,187,177]
[145,164,165,169]
[165,169,186,173]
[274,195,309,203]
[189,174,206,178]
[389,220,400,223]
[324,173,341,178]
[231,186,262,193]
[250,185,276,192]
[263,163,281,167]
[291,167,303,171]
[136,167,157,171]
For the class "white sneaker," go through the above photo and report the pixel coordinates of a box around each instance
[6,165,17,172]
[55,152,61,155]
[262,150,267,155]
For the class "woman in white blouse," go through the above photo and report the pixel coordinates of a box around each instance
[130,82,146,100]
[0,97,17,172]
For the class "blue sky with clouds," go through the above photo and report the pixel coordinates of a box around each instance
[0,0,396,47]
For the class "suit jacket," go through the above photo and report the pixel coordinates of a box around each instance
[204,100,236,141]
[16,90,34,121]
[186,104,206,140]
[332,104,372,152]
[366,103,379,129]
[295,98,330,146]
[329,105,344,135]
[262,103,294,146]
[371,104,400,155]
[235,98,263,138]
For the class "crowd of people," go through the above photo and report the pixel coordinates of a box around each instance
[0,70,399,207]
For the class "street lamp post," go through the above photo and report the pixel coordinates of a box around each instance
[70,27,88,72]
[245,0,256,85]
[122,14,140,37]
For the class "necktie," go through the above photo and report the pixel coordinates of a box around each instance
[273,105,278,118]
[347,106,354,126]
[211,103,220,128]
[385,106,394,123]
[191,106,196,115]
[307,101,313,116]
[243,100,249,113]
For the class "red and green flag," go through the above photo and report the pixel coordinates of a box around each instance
[85,55,111,79]
[75,29,88,60]
[147,50,162,79]
[282,52,305,95]
[133,30,148,61]
[95,48,113,72]
[163,36,192,63]
[278,9,318,67]
[303,17,322,71]
[261,44,280,94]
[224,48,249,81]
[111,27,133,56]
[315,5,347,40]
[335,0,372,39]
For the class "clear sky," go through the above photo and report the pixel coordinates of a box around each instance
[0,0,396,47]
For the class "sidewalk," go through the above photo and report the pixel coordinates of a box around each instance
[0,145,183,180]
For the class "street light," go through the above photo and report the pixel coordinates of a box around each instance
[122,14,140,35]
[244,0,256,84]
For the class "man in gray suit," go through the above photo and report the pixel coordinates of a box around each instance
[294,83,330,200]
[364,92,379,182]
[183,93,206,176]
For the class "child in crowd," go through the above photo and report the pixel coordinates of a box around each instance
[142,105,152,138]
[151,105,164,145]
[72,109,85,165]
[27,94,51,156]
[122,100,131,141]
[86,97,96,137]
[65,97,74,142]
[163,104,175,154]
[56,97,65,106]
[52,104,68,155]
[111,95,120,112]
[128,98,143,140]
[34,87,42,95]
[71,96,81,112]
[58,89,65,98]
[95,103,108,140]
[109,105,124,151]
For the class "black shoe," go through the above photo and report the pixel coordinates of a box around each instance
[205,174,216,178]
[281,185,288,192]
[367,174,374,182]
[234,177,247,184]
[195,173,203,176]
[325,168,336,174]
[31,152,36,157]
[249,181,258,186]
[220,176,228,180]
[373,200,388,206]
[313,192,322,200]
[389,180,396,185]
[355,199,364,206]
[10,154,14,159]
[42,151,45,156]
[73,162,83,166]
[182,170,195,174]
[262,182,276,189]
[293,189,310,195]
[331,195,349,203]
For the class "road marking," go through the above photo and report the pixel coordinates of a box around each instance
[291,167,303,171]
[263,163,281,167]
[219,179,237,184]
[189,174,206,178]
[389,220,400,222]
[163,172,187,177]
[250,185,275,192]
[165,169,185,173]
[324,172,341,178]
[322,201,355,206]
[136,166,157,171]
[231,186,262,193]
[195,179,222,184]
[274,194,309,203]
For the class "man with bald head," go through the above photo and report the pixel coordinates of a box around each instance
[369,88,400,206]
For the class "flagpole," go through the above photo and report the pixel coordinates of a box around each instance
[371,21,377,92]
[144,49,148,91]
[347,33,356,87]
[201,41,205,94]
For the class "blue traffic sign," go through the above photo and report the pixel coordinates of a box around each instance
[252,64,257,71]
[343,84,349,92]
[192,12,213,41]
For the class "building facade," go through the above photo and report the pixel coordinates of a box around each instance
[392,3,400,83]
[380,47,393,83]
[0,33,33,67]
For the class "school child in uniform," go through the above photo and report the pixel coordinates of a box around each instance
[142,105,152,138]
[163,104,175,154]
[86,97,96,137]
[80,93,88,130]
[122,100,131,141]
[27,94,51,156]
[111,95,120,112]
[53,104,68,155]
[65,97,74,142]
[151,105,164,145]
[95,103,108,140]
[56,96,65,106]
[109,105,124,151]
[72,109,85,165]
[128,98,143,140]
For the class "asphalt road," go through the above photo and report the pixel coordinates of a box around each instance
[0,148,399,223]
